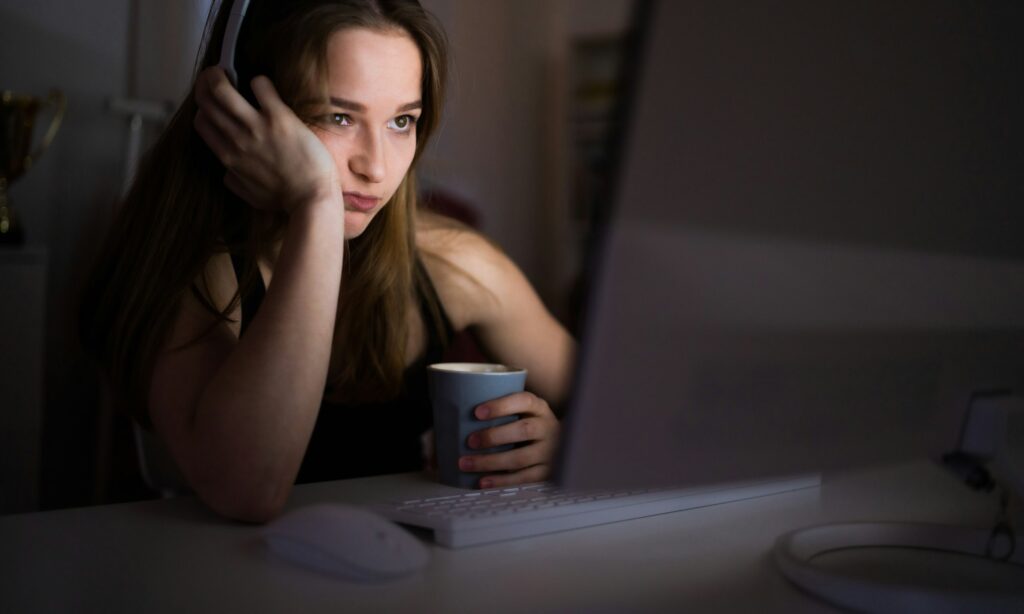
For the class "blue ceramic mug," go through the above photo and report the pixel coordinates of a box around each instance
[428,363,527,489]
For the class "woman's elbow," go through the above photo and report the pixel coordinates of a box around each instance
[197,478,292,524]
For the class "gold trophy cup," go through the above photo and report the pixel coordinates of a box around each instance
[0,90,66,245]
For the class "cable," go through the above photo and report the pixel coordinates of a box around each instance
[774,520,1024,614]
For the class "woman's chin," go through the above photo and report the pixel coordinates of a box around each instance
[343,210,375,239]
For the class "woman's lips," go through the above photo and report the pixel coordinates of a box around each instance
[343,192,380,212]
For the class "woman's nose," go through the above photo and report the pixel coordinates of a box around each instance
[348,130,385,184]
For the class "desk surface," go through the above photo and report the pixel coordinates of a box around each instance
[0,460,1006,613]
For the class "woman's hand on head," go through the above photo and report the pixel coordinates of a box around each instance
[459,392,561,488]
[193,67,341,214]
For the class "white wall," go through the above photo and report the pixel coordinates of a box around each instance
[0,0,132,509]
[568,0,634,38]
[0,0,128,248]
[0,0,210,509]
[133,0,211,105]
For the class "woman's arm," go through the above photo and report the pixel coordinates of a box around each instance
[423,225,576,487]
[148,69,344,522]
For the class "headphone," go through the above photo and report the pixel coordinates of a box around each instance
[217,0,251,86]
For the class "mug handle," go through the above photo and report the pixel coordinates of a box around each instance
[27,90,67,168]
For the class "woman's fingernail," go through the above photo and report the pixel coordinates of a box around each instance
[459,457,474,471]
[467,433,481,449]
[476,406,490,419]
[479,479,493,489]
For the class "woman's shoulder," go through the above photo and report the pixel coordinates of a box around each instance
[415,210,522,330]
[416,210,506,271]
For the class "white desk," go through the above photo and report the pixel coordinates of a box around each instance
[0,461,1007,613]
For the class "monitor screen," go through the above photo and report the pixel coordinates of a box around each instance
[558,0,1024,490]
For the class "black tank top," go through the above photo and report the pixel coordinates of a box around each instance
[230,252,452,484]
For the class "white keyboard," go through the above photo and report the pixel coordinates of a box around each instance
[374,474,819,548]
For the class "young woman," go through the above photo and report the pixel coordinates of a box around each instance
[81,0,574,522]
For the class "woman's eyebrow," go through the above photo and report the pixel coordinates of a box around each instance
[329,97,422,113]
[329,97,365,111]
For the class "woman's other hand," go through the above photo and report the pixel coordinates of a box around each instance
[458,392,560,488]
[193,67,340,213]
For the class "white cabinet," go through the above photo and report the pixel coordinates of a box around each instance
[0,248,46,513]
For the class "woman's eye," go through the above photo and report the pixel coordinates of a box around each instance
[331,113,352,126]
[388,115,417,133]
[316,113,351,128]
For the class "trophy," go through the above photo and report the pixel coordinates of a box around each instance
[0,89,66,245]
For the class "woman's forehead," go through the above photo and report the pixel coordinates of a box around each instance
[324,27,422,109]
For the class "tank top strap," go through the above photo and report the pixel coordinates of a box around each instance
[229,250,266,336]
[414,257,454,354]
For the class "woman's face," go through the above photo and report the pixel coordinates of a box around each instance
[311,27,423,239]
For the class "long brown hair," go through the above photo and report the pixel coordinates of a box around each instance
[81,0,449,424]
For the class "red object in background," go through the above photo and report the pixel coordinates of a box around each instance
[421,188,481,229]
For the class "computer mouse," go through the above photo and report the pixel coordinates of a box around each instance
[262,503,429,582]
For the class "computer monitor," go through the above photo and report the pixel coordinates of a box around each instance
[557,0,1024,492]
